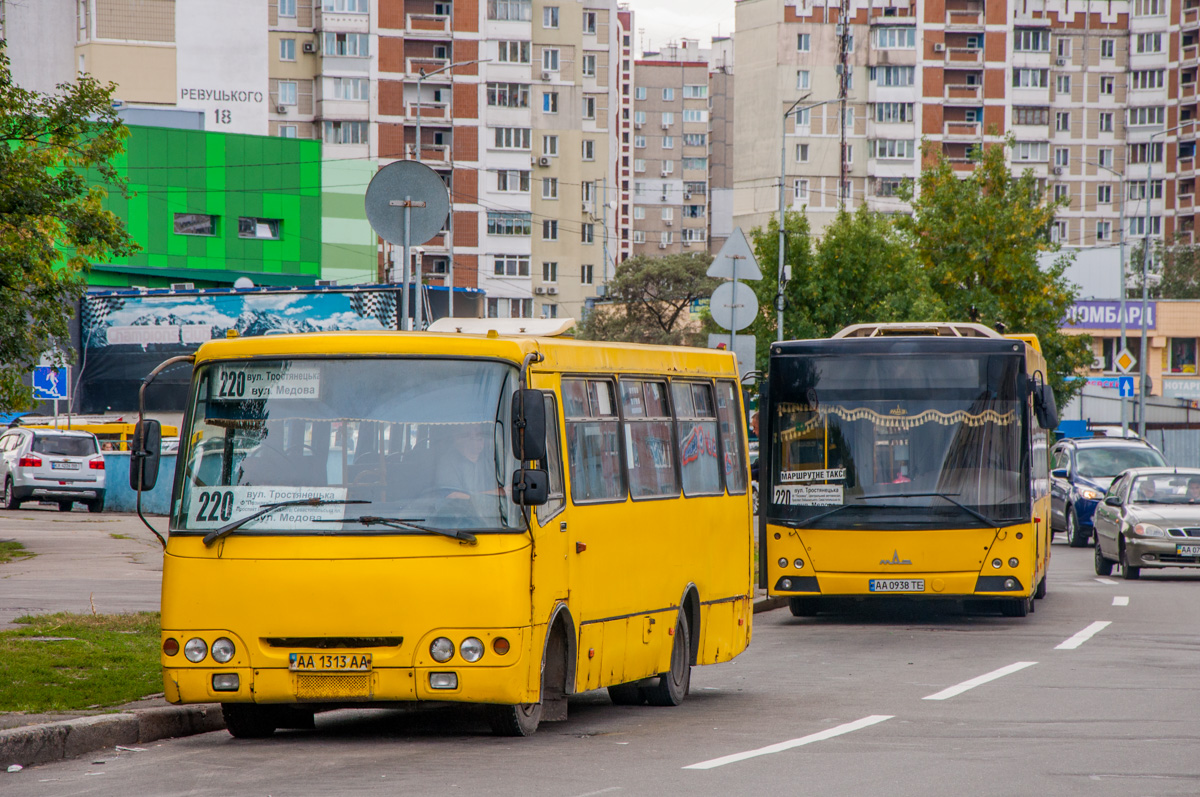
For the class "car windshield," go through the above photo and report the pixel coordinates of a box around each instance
[173,358,524,535]
[1130,474,1200,504]
[1076,446,1165,478]
[32,435,98,456]
[769,353,1030,529]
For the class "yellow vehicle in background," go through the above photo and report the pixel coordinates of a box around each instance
[132,319,753,738]
[23,419,178,452]
[761,323,1058,618]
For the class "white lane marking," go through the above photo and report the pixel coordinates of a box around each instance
[1095,578,1118,585]
[1056,620,1112,650]
[1113,596,1130,606]
[682,715,894,770]
[569,788,622,797]
[922,661,1038,701]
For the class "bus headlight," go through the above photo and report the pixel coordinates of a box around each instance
[794,559,805,569]
[460,637,484,663]
[184,637,208,663]
[211,637,236,663]
[777,557,788,568]
[430,637,454,663]
[991,559,1002,569]
[1008,558,1019,568]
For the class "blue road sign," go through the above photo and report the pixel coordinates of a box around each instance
[32,366,68,400]
[1118,376,1136,398]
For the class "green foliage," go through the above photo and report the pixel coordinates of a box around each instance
[1129,236,1200,299]
[896,138,1093,404]
[0,46,138,411]
[574,252,719,346]
[0,540,34,564]
[0,612,161,713]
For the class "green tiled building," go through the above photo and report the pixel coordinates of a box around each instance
[88,126,323,288]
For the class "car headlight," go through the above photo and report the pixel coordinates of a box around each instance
[1079,488,1102,501]
[430,637,454,663]
[1132,523,1166,538]
[211,637,236,663]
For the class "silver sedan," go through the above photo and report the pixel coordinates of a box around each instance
[1093,467,1200,579]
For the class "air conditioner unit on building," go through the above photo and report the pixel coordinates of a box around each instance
[661,120,671,128]
[1053,166,1064,175]
[547,286,559,294]
[658,242,668,248]
[635,121,643,129]
[660,194,668,201]
[1092,355,1105,370]
[276,104,287,113]
[1056,57,1067,66]
[538,156,551,166]
[660,169,671,177]
[683,193,691,200]
[535,286,547,294]
[933,42,945,52]
[541,71,552,80]
[665,219,673,226]
[302,41,318,54]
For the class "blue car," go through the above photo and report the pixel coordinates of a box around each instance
[1050,437,1167,547]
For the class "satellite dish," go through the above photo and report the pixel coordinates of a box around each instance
[233,277,255,289]
[364,161,451,246]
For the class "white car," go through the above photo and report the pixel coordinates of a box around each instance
[0,428,106,512]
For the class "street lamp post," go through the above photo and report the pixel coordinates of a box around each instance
[1085,159,1128,435]
[414,58,490,325]
[1137,123,1180,437]
[777,96,839,342]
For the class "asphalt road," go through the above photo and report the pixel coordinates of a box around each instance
[4,530,1200,796]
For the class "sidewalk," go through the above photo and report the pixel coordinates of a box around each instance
[1,590,785,770]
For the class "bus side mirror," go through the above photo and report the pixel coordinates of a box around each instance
[129,419,162,492]
[511,468,548,506]
[1034,384,1059,430]
[510,389,547,462]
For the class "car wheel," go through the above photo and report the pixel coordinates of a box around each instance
[1120,543,1141,580]
[87,498,104,513]
[1067,506,1089,548]
[3,479,20,510]
[1094,539,1114,576]
[57,502,72,512]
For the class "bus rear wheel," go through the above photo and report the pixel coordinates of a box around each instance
[222,704,278,738]
[642,615,691,707]
[607,683,646,705]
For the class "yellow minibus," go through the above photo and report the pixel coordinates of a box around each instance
[133,319,753,737]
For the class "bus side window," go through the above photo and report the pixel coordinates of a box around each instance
[539,393,566,521]
[715,380,747,494]
[620,379,678,499]
[564,378,626,503]
[672,381,722,496]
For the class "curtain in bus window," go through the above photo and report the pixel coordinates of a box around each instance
[620,379,678,498]
[672,381,721,496]
[564,378,625,501]
[715,380,747,493]
[539,393,567,518]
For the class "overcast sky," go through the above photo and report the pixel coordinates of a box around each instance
[631,0,735,56]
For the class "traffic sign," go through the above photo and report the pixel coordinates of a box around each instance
[1118,376,1135,398]
[1115,348,1136,373]
[710,281,759,331]
[707,228,762,281]
[33,366,69,400]
[364,160,450,246]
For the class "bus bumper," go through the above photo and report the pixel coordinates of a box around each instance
[770,571,1028,598]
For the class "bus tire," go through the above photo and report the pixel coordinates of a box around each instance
[1000,597,1029,617]
[1094,541,1114,576]
[607,683,646,705]
[487,701,542,737]
[1034,572,1047,599]
[222,704,278,738]
[788,597,820,617]
[642,615,691,707]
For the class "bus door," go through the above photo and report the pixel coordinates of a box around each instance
[529,388,570,612]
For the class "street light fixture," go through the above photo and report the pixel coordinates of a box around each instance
[777,95,840,342]
[414,58,490,321]
[1083,158,1129,436]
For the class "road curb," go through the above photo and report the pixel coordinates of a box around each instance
[1,705,223,770]
[753,595,787,613]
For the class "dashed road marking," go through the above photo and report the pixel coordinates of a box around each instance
[683,715,894,770]
[1056,620,1112,650]
[922,661,1038,701]
[1095,578,1118,585]
[1113,596,1129,606]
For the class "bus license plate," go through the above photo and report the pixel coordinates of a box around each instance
[1177,545,1200,557]
[869,579,925,593]
[289,652,372,672]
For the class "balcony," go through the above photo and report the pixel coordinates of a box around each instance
[944,120,982,138]
[407,102,449,121]
[1185,5,1200,29]
[1180,156,1196,178]
[945,9,984,28]
[407,143,451,163]
[1183,81,1199,101]
[406,13,451,36]
[1183,43,1199,67]
[946,47,983,64]
[407,57,451,77]
[945,83,982,102]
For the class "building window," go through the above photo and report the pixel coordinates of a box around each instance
[1100,76,1115,96]
[662,87,675,101]
[684,133,706,146]
[582,264,594,284]
[875,102,915,123]
[494,255,531,276]
[542,91,559,113]
[1135,0,1164,14]
[873,26,916,48]
[1128,106,1165,127]
[323,121,368,144]
[1014,69,1049,88]
[1050,221,1067,243]
[661,161,675,174]
[582,139,595,160]
[1014,28,1051,52]
[174,213,218,236]
[542,176,558,199]
[1169,338,1198,373]
[1098,148,1114,167]
[542,220,558,240]
[873,66,915,86]
[583,11,596,33]
[542,261,558,282]
[634,110,646,125]
[796,70,810,90]
[633,230,646,244]
[796,143,809,162]
[582,224,594,243]
[496,170,531,192]
[1129,215,1162,236]
[635,86,646,100]
[662,135,674,149]
[682,157,706,170]
[1053,184,1070,205]
[1096,221,1112,242]
[1014,141,1049,162]
[488,0,532,18]
[543,135,558,156]
[583,96,596,119]
[487,212,533,236]
[1013,106,1049,126]
[1135,32,1163,53]
[1130,70,1165,90]
[322,0,368,10]
[794,178,808,202]
[280,39,296,61]
[1128,180,1164,200]
[323,32,369,56]
[870,139,915,159]
[543,6,559,27]
[487,83,531,108]
[542,48,560,71]
[1055,75,1070,94]
[238,217,281,240]
[662,111,674,126]
[634,158,646,172]
[633,206,645,219]
[278,81,297,105]
[797,33,811,51]
[279,125,297,138]
[1100,38,1116,59]
[1099,112,1114,133]
[497,41,531,63]
[1097,184,1112,204]
[582,54,596,77]
[279,0,297,16]
[683,84,707,98]
[328,77,368,101]
[1055,111,1070,132]
[494,127,532,150]
[1128,142,1165,164]
[682,109,707,123]
[1054,147,1070,167]
[1057,38,1071,59]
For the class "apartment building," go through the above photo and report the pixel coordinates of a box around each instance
[733,0,1194,263]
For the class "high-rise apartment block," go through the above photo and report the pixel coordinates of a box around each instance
[734,0,1195,260]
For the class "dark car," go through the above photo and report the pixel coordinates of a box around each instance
[1050,437,1167,547]
[1093,467,1200,579]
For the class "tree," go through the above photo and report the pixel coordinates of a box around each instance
[574,253,719,346]
[0,47,138,411]
[896,137,1093,404]
[1129,235,1200,299]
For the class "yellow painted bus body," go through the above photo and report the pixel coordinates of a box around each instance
[160,331,752,717]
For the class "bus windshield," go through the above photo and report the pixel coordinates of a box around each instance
[770,353,1028,529]
[173,358,524,535]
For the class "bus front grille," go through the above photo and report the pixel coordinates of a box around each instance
[294,673,373,700]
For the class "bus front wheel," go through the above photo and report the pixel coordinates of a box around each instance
[487,700,542,737]
[222,704,278,738]
[788,597,821,617]
[1000,597,1030,617]
[643,615,691,707]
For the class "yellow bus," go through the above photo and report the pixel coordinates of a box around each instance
[761,323,1057,618]
[136,319,753,737]
[24,419,178,452]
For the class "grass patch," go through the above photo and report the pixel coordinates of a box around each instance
[109,533,132,540]
[0,540,35,564]
[0,612,161,713]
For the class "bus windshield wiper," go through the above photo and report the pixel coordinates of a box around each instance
[319,515,477,544]
[203,498,371,547]
[793,503,860,528]
[857,492,999,527]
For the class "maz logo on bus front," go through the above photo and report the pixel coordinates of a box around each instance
[880,550,912,565]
